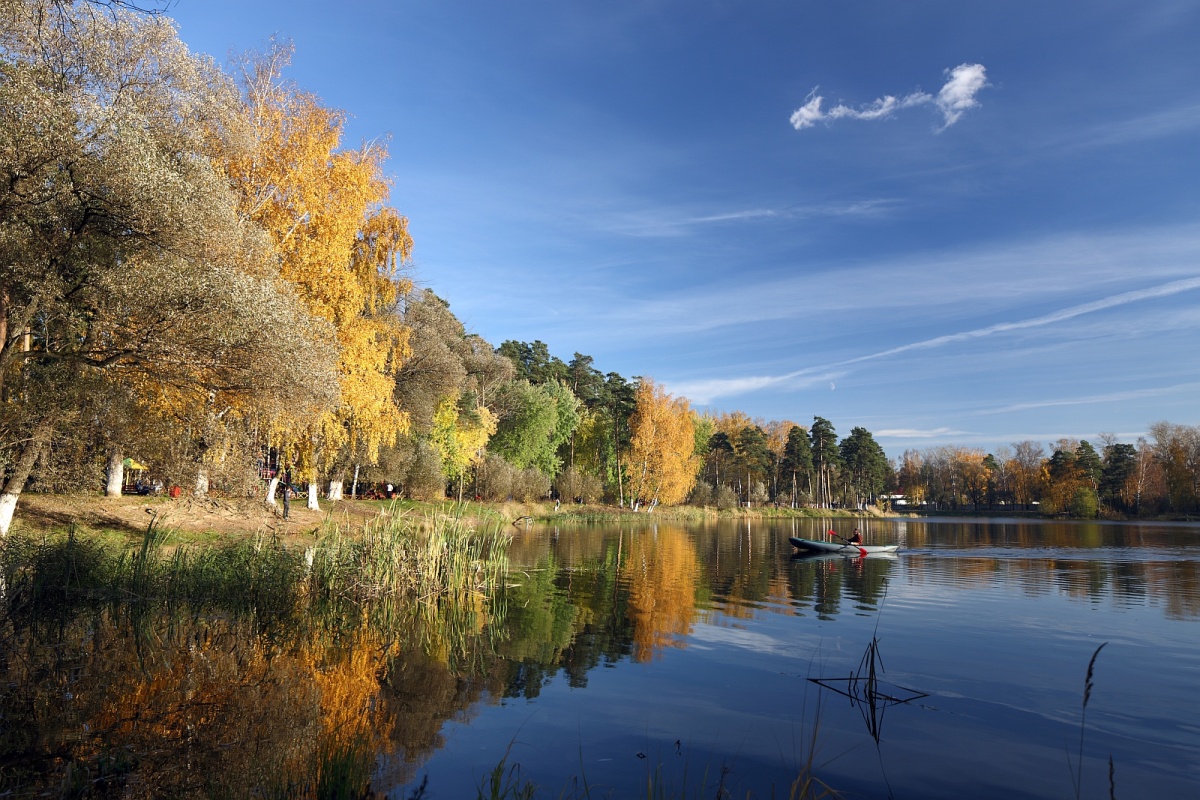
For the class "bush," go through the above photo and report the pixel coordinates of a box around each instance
[404,441,446,501]
[715,484,739,510]
[553,467,583,503]
[553,467,605,505]
[476,454,515,502]
[1070,486,1099,519]
[688,483,714,506]
[512,468,550,502]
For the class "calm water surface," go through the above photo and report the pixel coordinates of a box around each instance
[395,518,1200,799]
[4,518,1198,798]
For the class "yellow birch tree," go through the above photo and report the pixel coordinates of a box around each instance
[225,42,413,506]
[625,379,699,508]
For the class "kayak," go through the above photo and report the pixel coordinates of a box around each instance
[790,549,898,562]
[789,536,899,555]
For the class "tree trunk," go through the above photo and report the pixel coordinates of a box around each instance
[350,464,359,500]
[328,479,343,501]
[307,480,320,510]
[0,420,52,537]
[194,468,209,497]
[265,476,280,506]
[106,449,124,497]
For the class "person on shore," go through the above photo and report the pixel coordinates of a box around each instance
[282,474,292,520]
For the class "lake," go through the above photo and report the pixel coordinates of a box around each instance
[393,517,1200,799]
[2,516,1197,799]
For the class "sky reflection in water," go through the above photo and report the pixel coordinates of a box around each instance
[396,518,1200,800]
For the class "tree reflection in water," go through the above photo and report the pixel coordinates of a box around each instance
[0,590,508,797]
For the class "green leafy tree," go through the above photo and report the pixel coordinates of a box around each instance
[706,431,734,490]
[488,380,580,478]
[1076,441,1103,493]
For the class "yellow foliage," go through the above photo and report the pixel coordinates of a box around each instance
[625,378,700,506]
[226,45,413,470]
[430,394,497,481]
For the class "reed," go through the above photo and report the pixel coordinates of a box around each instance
[1,512,509,621]
[1069,642,1111,800]
[307,512,510,603]
[477,748,536,800]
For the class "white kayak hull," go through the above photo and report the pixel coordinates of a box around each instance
[789,536,899,555]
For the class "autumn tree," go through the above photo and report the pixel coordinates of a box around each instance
[226,40,412,507]
[896,449,926,507]
[0,1,336,533]
[1148,421,1200,512]
[1007,440,1046,510]
[624,379,699,509]
[952,448,989,510]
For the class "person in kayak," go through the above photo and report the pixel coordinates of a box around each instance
[848,528,862,544]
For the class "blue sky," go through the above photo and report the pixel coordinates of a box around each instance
[169,0,1200,455]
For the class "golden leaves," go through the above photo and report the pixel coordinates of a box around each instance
[625,378,700,507]
[226,42,414,469]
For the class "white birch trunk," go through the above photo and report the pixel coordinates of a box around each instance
[307,481,320,511]
[0,421,52,537]
[194,468,209,497]
[0,493,18,537]
[106,450,124,497]
[350,464,359,499]
[328,479,343,501]
[265,476,280,507]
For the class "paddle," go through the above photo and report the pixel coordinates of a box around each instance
[827,529,867,557]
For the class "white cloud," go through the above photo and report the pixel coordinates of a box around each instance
[875,427,967,439]
[935,64,989,127]
[791,64,988,131]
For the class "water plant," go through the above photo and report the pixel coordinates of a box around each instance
[1069,641,1112,800]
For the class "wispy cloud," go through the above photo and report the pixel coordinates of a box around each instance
[596,198,898,238]
[977,382,1200,415]
[829,276,1200,366]
[669,276,1200,404]
[875,427,967,439]
[665,371,843,405]
[791,64,989,131]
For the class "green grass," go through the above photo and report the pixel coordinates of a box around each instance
[0,512,511,619]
